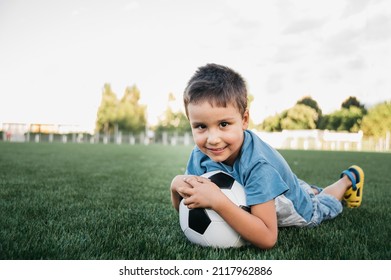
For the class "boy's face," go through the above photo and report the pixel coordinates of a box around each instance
[187,101,249,166]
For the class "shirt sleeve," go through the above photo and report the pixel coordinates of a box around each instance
[244,161,289,206]
[185,149,197,175]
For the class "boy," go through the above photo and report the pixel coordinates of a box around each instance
[170,63,364,249]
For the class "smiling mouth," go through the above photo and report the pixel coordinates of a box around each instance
[206,146,227,154]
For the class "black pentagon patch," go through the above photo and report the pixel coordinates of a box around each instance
[189,208,211,234]
[208,172,235,189]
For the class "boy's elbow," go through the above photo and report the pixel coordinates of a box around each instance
[253,233,278,250]
[257,239,277,250]
[262,238,277,250]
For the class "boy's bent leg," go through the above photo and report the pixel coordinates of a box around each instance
[299,180,343,226]
[308,193,343,226]
[322,176,352,201]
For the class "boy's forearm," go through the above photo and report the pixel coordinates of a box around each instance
[170,175,186,211]
[214,198,278,249]
[171,189,182,212]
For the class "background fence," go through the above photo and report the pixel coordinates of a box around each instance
[1,123,390,152]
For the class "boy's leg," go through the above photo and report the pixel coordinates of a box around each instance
[322,175,352,201]
[322,165,364,208]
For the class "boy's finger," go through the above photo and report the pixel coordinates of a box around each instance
[178,186,188,197]
[183,176,198,184]
[195,176,211,183]
[183,197,194,207]
[184,176,210,184]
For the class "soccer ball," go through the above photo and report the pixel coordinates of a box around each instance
[179,170,250,248]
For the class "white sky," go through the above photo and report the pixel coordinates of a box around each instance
[1,0,390,133]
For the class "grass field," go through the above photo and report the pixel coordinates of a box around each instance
[0,142,390,260]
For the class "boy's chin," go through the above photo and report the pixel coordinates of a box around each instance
[205,155,224,163]
[209,156,231,165]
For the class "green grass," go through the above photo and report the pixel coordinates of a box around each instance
[0,142,390,260]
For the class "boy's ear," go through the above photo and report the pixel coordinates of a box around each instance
[242,109,250,130]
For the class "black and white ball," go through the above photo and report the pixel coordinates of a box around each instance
[179,170,250,248]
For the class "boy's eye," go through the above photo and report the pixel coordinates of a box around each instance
[195,124,206,130]
[220,122,229,128]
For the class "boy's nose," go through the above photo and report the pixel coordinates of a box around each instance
[207,130,221,145]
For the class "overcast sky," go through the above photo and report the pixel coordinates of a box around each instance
[1,0,390,132]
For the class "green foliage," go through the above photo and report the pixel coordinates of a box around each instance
[320,106,364,132]
[117,86,147,134]
[258,97,319,131]
[280,104,318,130]
[258,95,376,132]
[247,93,257,130]
[95,84,146,134]
[361,101,391,138]
[342,96,367,113]
[95,84,119,133]
[258,114,281,132]
[318,97,366,132]
[296,96,322,117]
[155,107,190,134]
[155,93,191,135]
[1,143,390,259]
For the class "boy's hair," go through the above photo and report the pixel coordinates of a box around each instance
[183,63,248,117]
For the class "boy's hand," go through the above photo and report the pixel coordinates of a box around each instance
[181,176,226,210]
[171,175,194,199]
[170,175,200,211]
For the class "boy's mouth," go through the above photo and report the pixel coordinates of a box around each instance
[206,146,227,155]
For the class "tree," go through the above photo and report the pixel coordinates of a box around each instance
[247,93,257,129]
[296,96,322,128]
[322,106,364,132]
[95,83,119,134]
[317,114,330,130]
[361,101,391,138]
[317,96,366,131]
[280,104,318,130]
[257,98,320,131]
[117,85,147,134]
[342,96,366,113]
[156,107,190,133]
[258,114,281,132]
[95,84,147,134]
[155,93,191,135]
[297,96,322,117]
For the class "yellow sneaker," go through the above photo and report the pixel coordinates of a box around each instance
[341,165,364,208]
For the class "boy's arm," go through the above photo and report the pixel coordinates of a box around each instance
[170,176,184,211]
[215,198,278,249]
[182,177,278,249]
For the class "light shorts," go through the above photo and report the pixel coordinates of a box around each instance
[275,179,343,227]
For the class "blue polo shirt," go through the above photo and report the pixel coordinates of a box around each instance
[185,129,313,222]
